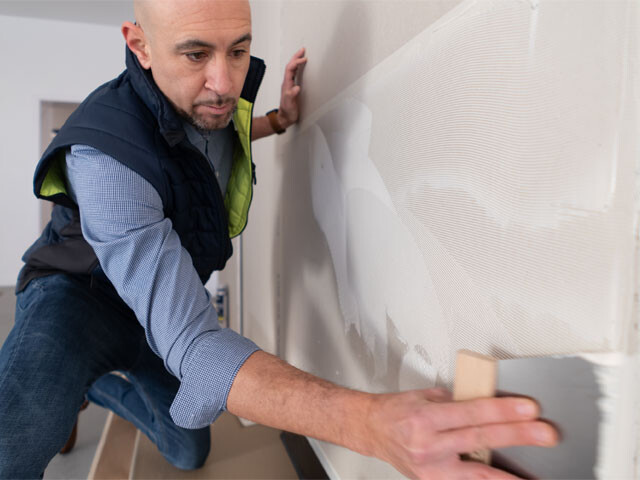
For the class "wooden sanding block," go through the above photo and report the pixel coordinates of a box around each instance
[453,349,497,464]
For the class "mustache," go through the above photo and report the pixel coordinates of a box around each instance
[194,97,236,108]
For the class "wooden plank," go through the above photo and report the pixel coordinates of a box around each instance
[453,349,497,464]
[131,412,297,479]
[87,412,139,480]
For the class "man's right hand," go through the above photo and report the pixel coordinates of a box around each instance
[365,388,557,479]
[227,351,558,479]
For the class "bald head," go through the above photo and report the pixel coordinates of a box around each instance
[132,0,150,31]
[123,0,253,130]
[133,0,250,42]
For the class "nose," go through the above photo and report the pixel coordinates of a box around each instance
[204,55,233,97]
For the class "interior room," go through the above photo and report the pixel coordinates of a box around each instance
[0,0,638,478]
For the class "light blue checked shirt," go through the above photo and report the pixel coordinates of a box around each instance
[64,125,260,429]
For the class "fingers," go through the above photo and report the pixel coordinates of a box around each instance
[289,46,306,61]
[283,48,307,90]
[283,58,307,88]
[373,390,558,480]
[436,420,558,455]
[426,397,541,431]
[286,57,308,74]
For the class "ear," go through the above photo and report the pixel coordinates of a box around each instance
[122,21,152,69]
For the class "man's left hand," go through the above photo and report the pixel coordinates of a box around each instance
[278,47,307,128]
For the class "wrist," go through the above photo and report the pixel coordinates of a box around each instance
[336,389,380,458]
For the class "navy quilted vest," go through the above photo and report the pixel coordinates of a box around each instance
[17,47,265,292]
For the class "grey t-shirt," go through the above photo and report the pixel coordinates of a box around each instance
[182,120,235,197]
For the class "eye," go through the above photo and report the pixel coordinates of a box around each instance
[231,49,247,58]
[185,51,207,62]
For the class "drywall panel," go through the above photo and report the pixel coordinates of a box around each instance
[280,0,462,116]
[273,0,640,477]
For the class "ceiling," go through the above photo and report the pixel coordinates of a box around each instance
[0,0,134,26]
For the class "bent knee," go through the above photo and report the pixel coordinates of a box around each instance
[161,427,210,470]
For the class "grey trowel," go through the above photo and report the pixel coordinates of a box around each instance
[454,350,601,479]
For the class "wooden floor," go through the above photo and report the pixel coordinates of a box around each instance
[89,412,298,479]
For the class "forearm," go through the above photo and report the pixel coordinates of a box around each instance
[227,350,375,457]
[227,350,558,479]
[251,111,292,141]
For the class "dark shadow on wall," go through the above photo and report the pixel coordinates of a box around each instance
[273,2,377,380]
[274,132,342,374]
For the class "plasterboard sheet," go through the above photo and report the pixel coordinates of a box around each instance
[280,0,463,116]
[276,0,639,478]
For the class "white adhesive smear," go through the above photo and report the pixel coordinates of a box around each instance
[308,99,448,386]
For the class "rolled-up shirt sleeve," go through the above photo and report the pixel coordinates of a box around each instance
[66,144,260,428]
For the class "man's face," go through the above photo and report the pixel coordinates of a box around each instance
[138,0,252,131]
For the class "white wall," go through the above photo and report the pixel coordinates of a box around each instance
[0,15,125,286]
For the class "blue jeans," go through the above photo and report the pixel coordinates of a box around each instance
[0,270,210,479]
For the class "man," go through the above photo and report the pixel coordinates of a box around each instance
[0,0,557,478]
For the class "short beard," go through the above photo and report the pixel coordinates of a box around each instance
[190,106,236,131]
[174,99,237,132]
